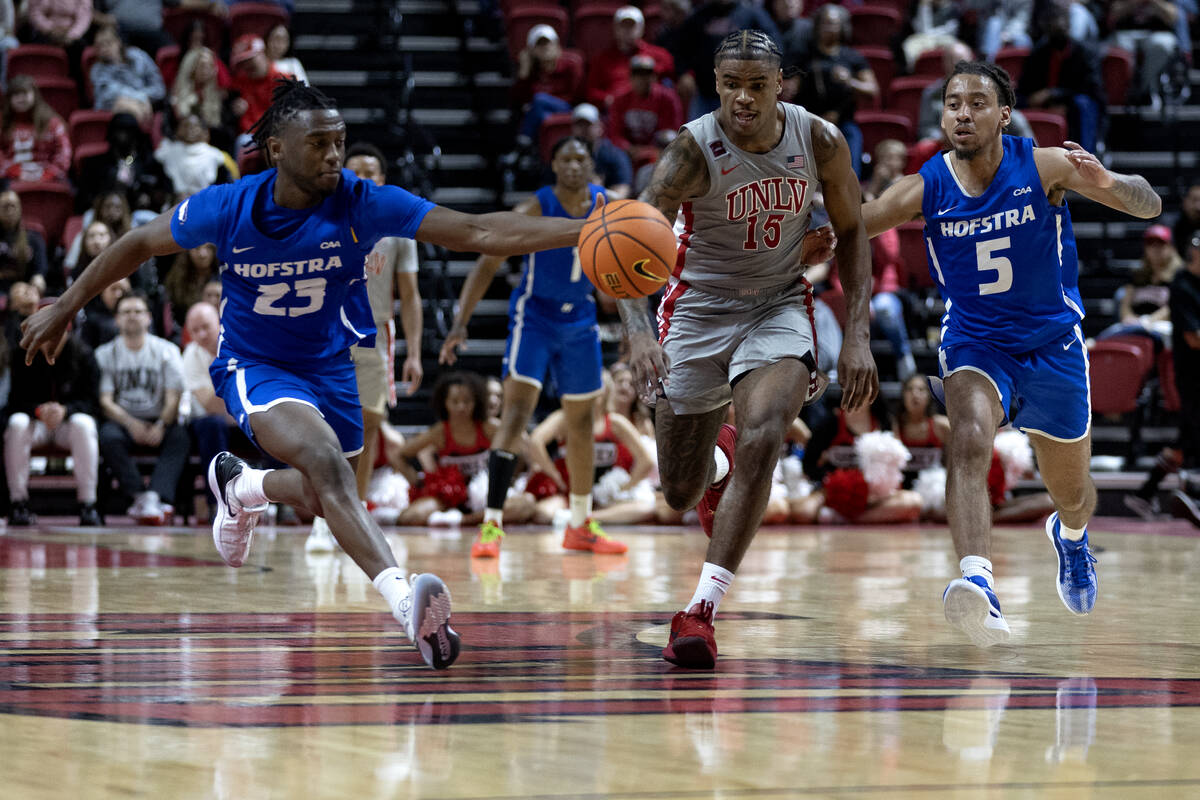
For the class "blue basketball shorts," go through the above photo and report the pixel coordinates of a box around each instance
[210,352,365,457]
[936,325,1091,442]
[502,310,602,398]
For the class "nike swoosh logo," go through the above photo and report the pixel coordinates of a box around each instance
[1063,339,1075,350]
[937,206,957,216]
[631,258,666,283]
[232,245,254,253]
[721,162,740,175]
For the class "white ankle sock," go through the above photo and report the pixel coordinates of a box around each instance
[569,493,592,527]
[233,467,271,508]
[1059,520,1086,541]
[960,555,994,588]
[484,507,503,526]
[687,562,734,614]
[712,448,730,485]
[372,567,410,614]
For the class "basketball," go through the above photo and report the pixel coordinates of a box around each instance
[578,199,676,298]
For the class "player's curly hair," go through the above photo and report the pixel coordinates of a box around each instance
[248,77,338,163]
[943,61,1016,108]
[714,29,782,67]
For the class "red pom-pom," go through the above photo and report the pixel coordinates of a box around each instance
[823,468,870,520]
[988,450,1007,507]
[525,471,561,500]
[429,465,468,508]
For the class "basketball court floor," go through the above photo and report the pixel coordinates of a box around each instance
[3,516,1199,799]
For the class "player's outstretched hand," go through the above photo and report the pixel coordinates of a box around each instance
[19,303,70,366]
[626,330,669,403]
[801,225,836,266]
[836,339,879,412]
[439,324,467,366]
[402,355,423,394]
[1062,141,1112,188]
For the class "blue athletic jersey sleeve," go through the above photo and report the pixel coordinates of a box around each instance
[170,183,234,249]
[346,178,434,249]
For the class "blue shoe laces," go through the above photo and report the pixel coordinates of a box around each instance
[1064,540,1098,589]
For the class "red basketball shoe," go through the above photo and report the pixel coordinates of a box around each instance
[662,600,717,669]
[562,518,628,554]
[697,424,737,538]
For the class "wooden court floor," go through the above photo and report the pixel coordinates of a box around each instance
[3,516,1200,799]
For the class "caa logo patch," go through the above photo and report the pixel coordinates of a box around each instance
[320,240,341,249]
[1013,186,1032,196]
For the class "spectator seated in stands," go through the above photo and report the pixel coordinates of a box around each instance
[171,46,238,153]
[795,4,878,177]
[92,0,175,57]
[79,275,129,350]
[162,242,218,332]
[1173,179,1200,253]
[179,300,238,516]
[229,34,286,143]
[154,111,237,199]
[4,325,101,526]
[21,0,90,49]
[610,54,683,170]
[1103,0,1183,107]
[769,0,813,76]
[90,23,166,127]
[899,0,966,69]
[77,113,170,215]
[512,24,585,149]
[200,277,220,307]
[971,0,1034,60]
[570,102,633,199]
[585,6,675,109]
[1094,223,1181,347]
[0,189,49,296]
[69,219,113,289]
[4,280,40,353]
[0,75,71,184]
[67,190,156,282]
[1017,0,1105,153]
[95,290,190,525]
[265,23,307,84]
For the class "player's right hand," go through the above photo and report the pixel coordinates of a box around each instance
[439,325,467,365]
[626,331,669,402]
[19,303,70,366]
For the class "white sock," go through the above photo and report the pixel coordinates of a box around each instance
[484,507,503,526]
[1059,520,1086,541]
[233,467,271,508]
[712,447,730,485]
[372,567,410,614]
[687,562,734,614]
[960,556,994,588]
[569,493,592,527]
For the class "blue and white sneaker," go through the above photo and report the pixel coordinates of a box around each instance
[943,576,1011,648]
[1045,512,1098,615]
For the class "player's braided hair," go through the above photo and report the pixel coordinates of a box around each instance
[943,60,1016,108]
[248,77,338,163]
[713,29,782,67]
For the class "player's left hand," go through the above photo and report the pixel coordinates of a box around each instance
[1063,141,1113,188]
[19,303,71,366]
[836,339,879,412]
[401,355,423,394]
[801,225,836,266]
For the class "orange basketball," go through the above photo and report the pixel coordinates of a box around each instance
[578,199,676,299]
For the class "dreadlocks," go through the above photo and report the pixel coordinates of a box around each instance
[248,78,338,163]
[943,60,1016,108]
[713,29,782,67]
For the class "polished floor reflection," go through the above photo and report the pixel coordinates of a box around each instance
[2,517,1200,799]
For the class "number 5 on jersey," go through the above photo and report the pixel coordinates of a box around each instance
[925,235,1013,296]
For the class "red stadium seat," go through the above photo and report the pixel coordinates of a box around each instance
[69,110,114,150]
[539,111,575,163]
[6,45,69,81]
[907,137,943,173]
[33,76,79,121]
[911,49,945,78]
[505,6,569,61]
[81,45,97,104]
[12,181,74,250]
[572,4,619,62]
[162,7,226,51]
[229,2,291,42]
[897,220,936,289]
[849,6,902,49]
[1102,47,1135,107]
[993,46,1029,85]
[859,47,895,104]
[1022,109,1067,147]
[1089,340,1154,415]
[887,75,937,128]
[856,110,914,159]
[1158,348,1181,412]
[156,45,182,89]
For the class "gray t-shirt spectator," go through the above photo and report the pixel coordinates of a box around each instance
[96,334,184,421]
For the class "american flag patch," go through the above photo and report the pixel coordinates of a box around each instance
[787,154,806,170]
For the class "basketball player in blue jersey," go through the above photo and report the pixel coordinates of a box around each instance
[20,80,595,670]
[862,62,1161,648]
[439,136,628,558]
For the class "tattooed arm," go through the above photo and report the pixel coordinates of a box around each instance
[616,130,710,388]
[1036,141,1162,219]
[812,115,879,411]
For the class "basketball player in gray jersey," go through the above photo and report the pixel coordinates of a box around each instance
[618,30,878,668]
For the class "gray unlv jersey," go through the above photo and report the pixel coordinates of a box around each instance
[675,102,819,295]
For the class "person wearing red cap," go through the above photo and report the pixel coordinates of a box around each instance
[584,6,675,109]
[1095,223,1181,346]
[609,54,682,169]
[230,34,285,136]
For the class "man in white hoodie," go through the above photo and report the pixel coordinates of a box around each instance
[155,112,236,198]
